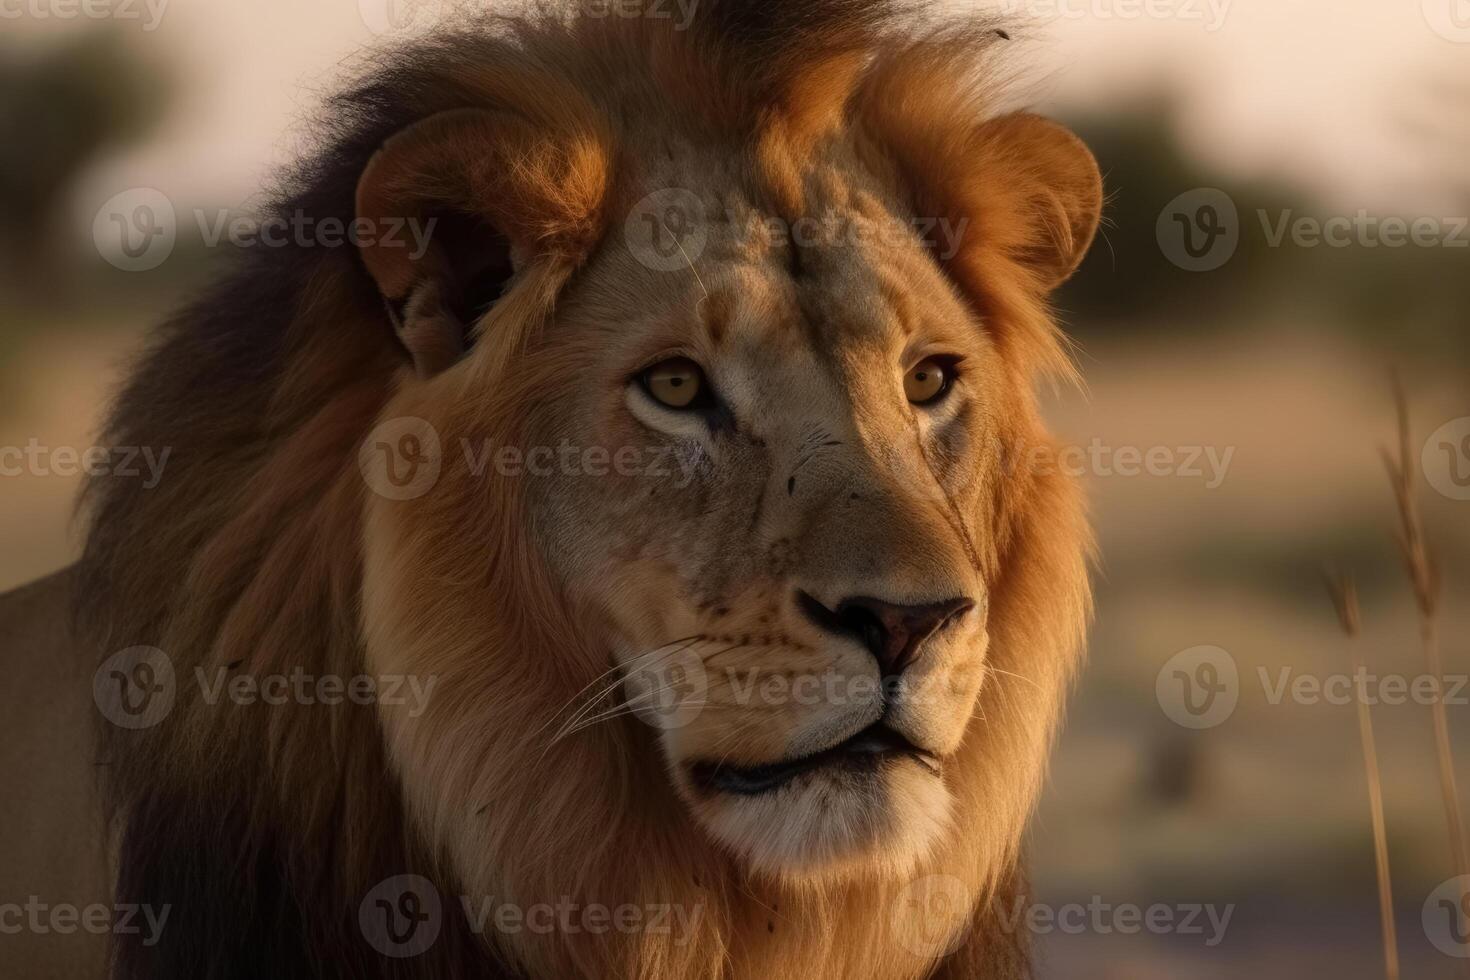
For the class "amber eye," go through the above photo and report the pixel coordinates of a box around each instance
[642,357,706,409]
[904,357,955,405]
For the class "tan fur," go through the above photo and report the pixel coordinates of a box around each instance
[43,4,1101,978]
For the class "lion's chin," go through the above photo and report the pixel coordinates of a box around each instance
[680,754,953,882]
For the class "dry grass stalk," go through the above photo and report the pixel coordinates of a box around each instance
[1382,375,1470,956]
[1325,570,1398,980]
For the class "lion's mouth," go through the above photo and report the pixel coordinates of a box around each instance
[688,722,940,797]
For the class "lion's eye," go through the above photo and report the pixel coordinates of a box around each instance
[904,357,954,406]
[642,357,706,410]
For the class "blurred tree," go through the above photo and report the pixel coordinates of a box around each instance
[1056,94,1301,335]
[1056,89,1466,367]
[0,29,170,292]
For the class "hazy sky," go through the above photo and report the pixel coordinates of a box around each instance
[8,0,1465,219]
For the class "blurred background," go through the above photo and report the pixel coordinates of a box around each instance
[1,1,1467,976]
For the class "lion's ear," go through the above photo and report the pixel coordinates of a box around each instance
[961,112,1103,291]
[355,108,609,377]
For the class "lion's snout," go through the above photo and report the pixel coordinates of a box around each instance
[795,590,975,679]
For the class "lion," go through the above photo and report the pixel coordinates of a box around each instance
[0,2,1100,977]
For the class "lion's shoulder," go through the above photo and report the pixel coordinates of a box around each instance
[0,567,111,978]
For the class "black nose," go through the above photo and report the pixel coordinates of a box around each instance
[797,591,975,677]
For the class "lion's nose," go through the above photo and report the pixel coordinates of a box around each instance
[797,591,975,677]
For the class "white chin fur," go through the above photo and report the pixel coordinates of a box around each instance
[682,760,953,882]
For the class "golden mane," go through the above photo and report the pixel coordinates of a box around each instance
[77,3,1093,977]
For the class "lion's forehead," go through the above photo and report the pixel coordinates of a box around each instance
[692,217,965,370]
[628,141,964,361]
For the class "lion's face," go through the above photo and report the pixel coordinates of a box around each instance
[523,150,1004,878]
[353,22,1100,953]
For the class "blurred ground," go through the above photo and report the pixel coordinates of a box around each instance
[1032,326,1470,976]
